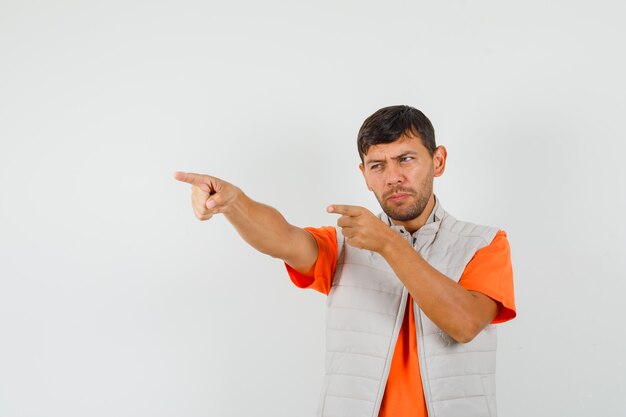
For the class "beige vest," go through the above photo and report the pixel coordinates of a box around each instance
[318,197,499,417]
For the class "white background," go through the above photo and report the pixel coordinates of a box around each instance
[1,1,625,416]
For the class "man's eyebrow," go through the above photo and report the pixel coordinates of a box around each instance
[393,151,417,159]
[365,151,417,165]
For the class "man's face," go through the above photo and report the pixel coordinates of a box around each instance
[359,133,446,222]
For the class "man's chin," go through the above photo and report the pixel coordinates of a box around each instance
[384,207,422,222]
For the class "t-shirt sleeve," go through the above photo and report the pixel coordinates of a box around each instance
[284,226,338,296]
[458,230,517,324]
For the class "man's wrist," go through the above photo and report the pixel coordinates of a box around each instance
[379,228,407,258]
[222,186,244,216]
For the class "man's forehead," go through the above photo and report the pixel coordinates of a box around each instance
[364,135,425,161]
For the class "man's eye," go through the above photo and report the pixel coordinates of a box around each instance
[370,164,381,170]
[400,157,413,163]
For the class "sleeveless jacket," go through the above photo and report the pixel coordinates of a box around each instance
[318,197,499,417]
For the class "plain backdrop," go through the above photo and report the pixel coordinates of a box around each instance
[1,1,625,416]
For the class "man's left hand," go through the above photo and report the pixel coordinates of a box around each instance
[327,204,398,253]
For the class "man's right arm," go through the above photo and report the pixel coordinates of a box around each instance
[174,171,318,275]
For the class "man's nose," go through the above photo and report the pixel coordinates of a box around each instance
[385,164,404,185]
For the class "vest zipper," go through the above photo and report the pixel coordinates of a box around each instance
[372,231,412,417]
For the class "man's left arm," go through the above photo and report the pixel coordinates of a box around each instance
[379,234,499,343]
[329,204,506,344]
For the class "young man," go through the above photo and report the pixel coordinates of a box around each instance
[174,105,516,417]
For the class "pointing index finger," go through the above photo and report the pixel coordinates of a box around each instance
[327,204,363,217]
[173,171,210,186]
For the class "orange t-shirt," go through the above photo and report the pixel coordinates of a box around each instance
[285,226,516,417]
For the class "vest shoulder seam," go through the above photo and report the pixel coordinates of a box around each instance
[438,220,498,244]
[439,229,495,244]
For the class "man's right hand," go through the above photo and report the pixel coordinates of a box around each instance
[173,171,241,221]
[174,170,318,275]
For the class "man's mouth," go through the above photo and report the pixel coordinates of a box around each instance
[386,192,413,202]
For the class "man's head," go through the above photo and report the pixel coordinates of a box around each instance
[357,105,436,162]
[357,105,447,228]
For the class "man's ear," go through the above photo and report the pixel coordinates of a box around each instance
[433,146,447,177]
[359,163,373,191]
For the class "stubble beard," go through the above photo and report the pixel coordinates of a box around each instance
[376,176,433,222]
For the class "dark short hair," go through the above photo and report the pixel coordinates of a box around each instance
[357,105,436,162]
